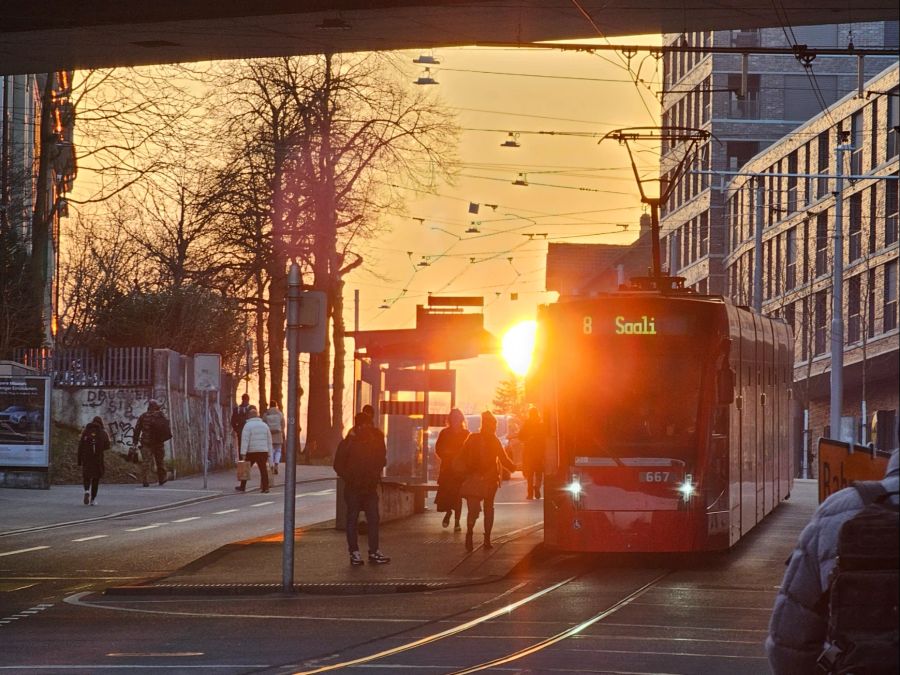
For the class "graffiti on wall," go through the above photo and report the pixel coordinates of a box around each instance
[107,420,136,447]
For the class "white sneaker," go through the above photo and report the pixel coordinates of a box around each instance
[90,499,97,506]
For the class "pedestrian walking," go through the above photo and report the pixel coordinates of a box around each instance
[77,415,110,506]
[766,449,899,674]
[518,406,546,499]
[231,393,252,453]
[133,399,172,487]
[263,401,285,475]
[459,410,516,551]
[235,406,271,493]
[333,412,390,566]
[434,408,468,531]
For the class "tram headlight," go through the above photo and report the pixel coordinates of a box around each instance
[565,476,583,499]
[678,474,695,499]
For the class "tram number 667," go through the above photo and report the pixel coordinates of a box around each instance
[639,471,672,483]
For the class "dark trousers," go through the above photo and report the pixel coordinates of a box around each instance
[465,487,498,537]
[344,488,380,554]
[141,443,166,484]
[525,468,543,497]
[239,452,269,491]
[82,474,100,500]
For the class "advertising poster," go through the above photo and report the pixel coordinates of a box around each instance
[0,376,51,468]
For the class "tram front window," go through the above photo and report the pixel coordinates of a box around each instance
[559,340,703,459]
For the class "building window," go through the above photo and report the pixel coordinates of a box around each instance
[785,74,837,121]
[850,110,864,175]
[727,74,760,119]
[731,29,760,47]
[869,186,879,254]
[801,297,809,361]
[849,192,862,262]
[848,274,861,343]
[888,88,899,160]
[869,268,878,338]
[785,301,796,336]
[816,211,829,277]
[817,131,830,198]
[814,290,828,356]
[786,226,797,290]
[787,151,798,214]
[765,239,773,300]
[802,219,810,284]
[885,261,898,332]
[870,99,879,171]
[887,178,899,246]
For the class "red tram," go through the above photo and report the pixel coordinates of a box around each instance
[531,279,793,552]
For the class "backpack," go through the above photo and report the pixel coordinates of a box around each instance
[143,412,172,445]
[817,481,900,675]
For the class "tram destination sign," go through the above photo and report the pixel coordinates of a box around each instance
[580,313,695,336]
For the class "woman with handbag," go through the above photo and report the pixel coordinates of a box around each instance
[459,410,516,551]
[434,409,469,531]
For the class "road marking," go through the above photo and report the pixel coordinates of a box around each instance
[125,524,161,532]
[213,509,238,515]
[171,517,201,523]
[0,546,49,558]
[0,582,37,592]
[250,501,274,508]
[0,666,270,670]
[107,652,204,657]
[297,489,335,498]
[72,535,108,542]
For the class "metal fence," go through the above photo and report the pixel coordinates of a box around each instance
[14,347,153,387]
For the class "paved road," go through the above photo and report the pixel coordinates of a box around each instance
[0,478,815,673]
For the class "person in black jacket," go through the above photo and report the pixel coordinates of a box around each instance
[133,399,170,487]
[333,412,390,566]
[78,416,110,506]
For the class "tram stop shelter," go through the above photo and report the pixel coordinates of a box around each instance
[349,297,498,498]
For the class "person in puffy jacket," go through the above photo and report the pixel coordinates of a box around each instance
[235,407,272,493]
[766,449,899,673]
[263,402,285,475]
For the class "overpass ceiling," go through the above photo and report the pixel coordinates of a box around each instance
[1,1,898,75]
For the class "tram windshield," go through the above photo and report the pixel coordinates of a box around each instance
[555,333,706,460]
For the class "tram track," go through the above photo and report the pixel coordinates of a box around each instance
[292,564,671,674]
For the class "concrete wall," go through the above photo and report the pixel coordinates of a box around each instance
[52,349,237,476]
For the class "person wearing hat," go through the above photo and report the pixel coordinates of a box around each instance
[133,399,171,487]
[77,416,110,505]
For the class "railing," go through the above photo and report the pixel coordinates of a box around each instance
[14,347,153,387]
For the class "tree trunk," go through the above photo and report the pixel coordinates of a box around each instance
[267,252,286,406]
[304,247,332,459]
[254,271,268,410]
[331,272,347,445]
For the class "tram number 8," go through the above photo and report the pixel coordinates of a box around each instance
[639,471,672,483]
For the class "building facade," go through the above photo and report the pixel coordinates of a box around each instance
[724,65,899,467]
[659,22,899,295]
[1,72,76,349]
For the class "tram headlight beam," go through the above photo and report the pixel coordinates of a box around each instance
[678,473,695,500]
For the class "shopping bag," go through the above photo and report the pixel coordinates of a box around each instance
[236,460,251,481]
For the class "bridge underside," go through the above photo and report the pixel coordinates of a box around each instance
[1,0,898,74]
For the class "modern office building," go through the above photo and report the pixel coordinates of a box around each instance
[659,22,899,295]
[724,65,899,466]
[1,72,76,348]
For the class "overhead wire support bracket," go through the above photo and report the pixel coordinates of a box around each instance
[601,126,710,282]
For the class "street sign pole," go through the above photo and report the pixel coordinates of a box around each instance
[282,263,301,593]
[203,390,209,489]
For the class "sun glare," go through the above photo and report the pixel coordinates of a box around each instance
[501,320,537,377]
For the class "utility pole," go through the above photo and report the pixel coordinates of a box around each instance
[282,263,301,593]
[753,176,764,312]
[830,138,852,441]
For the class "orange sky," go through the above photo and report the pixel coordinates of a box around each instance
[347,38,662,412]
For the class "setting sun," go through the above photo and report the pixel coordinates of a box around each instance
[501,320,537,377]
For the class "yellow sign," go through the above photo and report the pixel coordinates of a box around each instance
[818,438,890,503]
[614,315,657,335]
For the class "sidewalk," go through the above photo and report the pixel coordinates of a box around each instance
[0,464,336,536]
[106,476,545,596]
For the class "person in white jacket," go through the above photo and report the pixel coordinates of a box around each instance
[235,407,272,493]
